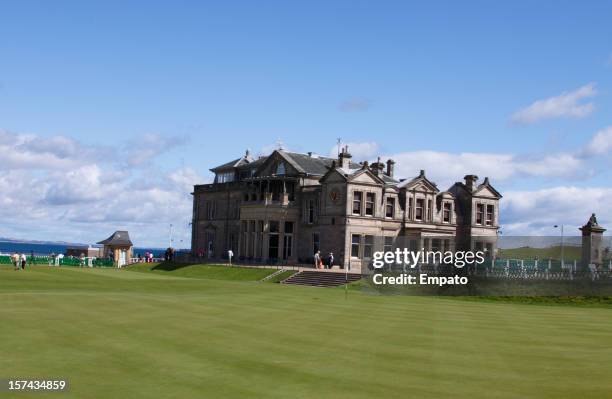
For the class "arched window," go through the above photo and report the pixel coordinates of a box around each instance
[276,162,286,175]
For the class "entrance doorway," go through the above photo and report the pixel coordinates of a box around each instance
[118,250,126,268]
[268,235,279,259]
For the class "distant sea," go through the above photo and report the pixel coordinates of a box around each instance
[0,241,182,257]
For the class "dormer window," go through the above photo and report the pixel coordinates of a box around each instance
[216,171,234,183]
[415,198,424,221]
[443,202,452,223]
[276,162,286,175]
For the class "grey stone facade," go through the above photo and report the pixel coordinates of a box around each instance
[191,147,502,272]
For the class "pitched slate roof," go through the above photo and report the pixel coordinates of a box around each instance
[280,151,363,176]
[210,157,242,171]
[380,174,399,185]
[97,231,133,246]
[397,170,438,191]
[210,152,255,172]
[214,150,363,177]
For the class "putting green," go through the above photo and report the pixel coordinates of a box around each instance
[0,266,611,399]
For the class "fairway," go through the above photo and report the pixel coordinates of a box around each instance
[1,266,611,399]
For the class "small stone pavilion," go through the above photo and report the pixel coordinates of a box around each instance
[97,231,133,267]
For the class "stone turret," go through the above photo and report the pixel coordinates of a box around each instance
[580,213,606,269]
[386,159,395,178]
[371,157,385,176]
[338,145,352,169]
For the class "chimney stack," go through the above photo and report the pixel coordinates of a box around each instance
[464,175,478,191]
[371,157,385,176]
[386,159,395,178]
[338,145,352,169]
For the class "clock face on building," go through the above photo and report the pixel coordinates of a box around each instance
[329,189,341,203]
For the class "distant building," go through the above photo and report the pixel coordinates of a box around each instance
[97,231,133,267]
[191,148,501,272]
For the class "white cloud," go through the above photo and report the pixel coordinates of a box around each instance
[0,130,201,247]
[0,130,109,171]
[384,150,584,189]
[582,126,612,156]
[501,187,612,236]
[510,83,597,125]
[329,141,379,161]
[338,97,371,112]
[123,133,188,166]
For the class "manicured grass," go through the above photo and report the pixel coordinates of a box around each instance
[126,262,276,281]
[1,265,612,398]
[498,245,583,260]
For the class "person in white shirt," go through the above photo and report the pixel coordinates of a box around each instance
[20,253,27,270]
[314,251,322,269]
[12,253,20,270]
[227,249,234,266]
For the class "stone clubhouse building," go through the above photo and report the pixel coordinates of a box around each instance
[191,147,501,272]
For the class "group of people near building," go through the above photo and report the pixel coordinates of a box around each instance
[313,250,334,269]
[11,253,27,270]
[137,252,155,263]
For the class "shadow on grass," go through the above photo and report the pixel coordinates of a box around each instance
[151,261,196,271]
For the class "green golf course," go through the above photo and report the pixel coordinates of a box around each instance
[1,264,611,399]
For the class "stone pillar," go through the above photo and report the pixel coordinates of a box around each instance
[580,214,606,270]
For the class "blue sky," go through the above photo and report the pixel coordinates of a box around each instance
[1,1,611,246]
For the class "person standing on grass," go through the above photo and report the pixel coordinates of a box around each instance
[227,249,233,266]
[12,252,20,270]
[314,250,321,269]
[20,253,27,270]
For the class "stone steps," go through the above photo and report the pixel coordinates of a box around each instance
[282,270,362,287]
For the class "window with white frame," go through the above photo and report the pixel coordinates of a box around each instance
[415,198,424,221]
[408,197,413,220]
[476,203,484,225]
[365,193,375,216]
[351,234,360,258]
[385,197,395,218]
[352,191,362,215]
[443,202,452,223]
[216,171,234,183]
[486,204,494,226]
